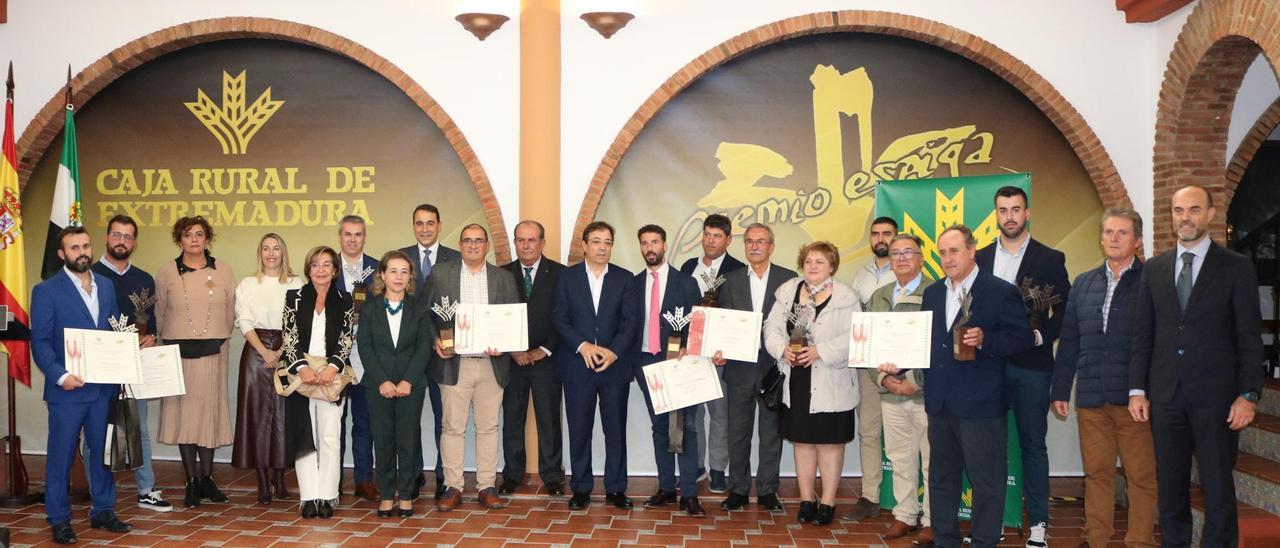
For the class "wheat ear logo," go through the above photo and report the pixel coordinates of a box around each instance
[185,70,284,155]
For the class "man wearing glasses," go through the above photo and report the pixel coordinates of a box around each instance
[424,224,520,511]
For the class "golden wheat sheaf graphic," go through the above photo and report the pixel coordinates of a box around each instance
[185,70,284,155]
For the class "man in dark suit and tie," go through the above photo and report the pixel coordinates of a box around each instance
[923,224,1034,548]
[551,221,637,510]
[679,213,745,493]
[498,220,567,497]
[398,203,460,499]
[336,214,380,501]
[974,186,1069,546]
[713,222,796,513]
[629,224,706,516]
[1129,184,1263,548]
[31,227,133,544]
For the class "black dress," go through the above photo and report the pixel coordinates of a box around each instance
[778,283,858,444]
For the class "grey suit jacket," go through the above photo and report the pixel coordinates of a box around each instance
[717,262,797,387]
[423,260,521,387]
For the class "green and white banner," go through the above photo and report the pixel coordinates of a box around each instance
[873,173,1029,529]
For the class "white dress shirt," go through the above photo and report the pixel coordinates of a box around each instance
[641,263,670,354]
[691,254,726,294]
[59,267,100,386]
[586,263,608,314]
[945,266,980,328]
[387,302,404,348]
[992,235,1030,285]
[748,264,770,313]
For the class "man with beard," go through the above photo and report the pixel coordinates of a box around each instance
[90,215,168,512]
[335,215,379,501]
[630,225,705,516]
[32,226,132,544]
[974,186,1069,548]
[1129,185,1263,548]
[841,216,897,522]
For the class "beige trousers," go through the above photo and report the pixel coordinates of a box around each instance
[856,368,883,502]
[439,357,504,491]
[882,396,930,526]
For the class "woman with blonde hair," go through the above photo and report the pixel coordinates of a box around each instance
[763,241,859,526]
[232,233,304,505]
[358,250,434,517]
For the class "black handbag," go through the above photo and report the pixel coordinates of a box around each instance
[758,366,785,411]
[106,393,144,472]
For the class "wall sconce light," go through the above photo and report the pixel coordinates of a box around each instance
[455,12,510,41]
[580,11,634,39]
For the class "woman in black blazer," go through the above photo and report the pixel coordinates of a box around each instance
[357,250,435,517]
[279,245,354,519]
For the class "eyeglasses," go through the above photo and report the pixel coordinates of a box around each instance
[744,238,772,247]
[461,238,488,246]
[309,261,334,269]
[107,232,135,241]
[890,250,920,259]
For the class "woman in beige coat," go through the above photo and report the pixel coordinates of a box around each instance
[763,241,859,526]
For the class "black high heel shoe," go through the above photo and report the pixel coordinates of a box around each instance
[797,500,817,523]
[376,507,393,518]
[199,476,229,503]
[184,478,201,508]
[813,503,835,526]
[301,500,319,519]
[398,503,414,518]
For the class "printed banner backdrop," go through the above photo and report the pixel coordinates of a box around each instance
[874,174,1029,529]
[593,32,1099,476]
[22,39,491,279]
[17,39,492,463]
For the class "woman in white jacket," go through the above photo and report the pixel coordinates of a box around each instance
[764,241,859,526]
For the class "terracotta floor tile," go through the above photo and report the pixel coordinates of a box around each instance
[185,528,242,542]
[222,533,280,548]
[411,531,467,544]
[569,539,621,548]
[590,528,640,541]
[365,526,426,539]
[483,526,534,540]
[106,533,172,546]
[633,534,688,545]
[652,523,701,537]
[295,530,354,544]
[525,532,580,543]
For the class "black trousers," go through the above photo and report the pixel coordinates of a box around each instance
[1150,388,1239,548]
[500,361,565,485]
[928,412,1006,548]
[725,367,782,497]
[367,387,426,501]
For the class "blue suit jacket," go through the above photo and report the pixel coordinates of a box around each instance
[975,238,1069,372]
[922,269,1034,418]
[335,253,379,301]
[30,271,122,404]
[627,266,702,369]
[551,262,636,385]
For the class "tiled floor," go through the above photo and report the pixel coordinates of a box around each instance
[1,457,1152,547]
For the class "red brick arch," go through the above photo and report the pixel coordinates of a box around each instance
[14,17,511,262]
[568,10,1131,262]
[1152,0,1280,252]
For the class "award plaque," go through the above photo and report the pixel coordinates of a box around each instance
[952,290,976,361]
[431,295,458,354]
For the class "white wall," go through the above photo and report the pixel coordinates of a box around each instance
[1228,55,1280,164]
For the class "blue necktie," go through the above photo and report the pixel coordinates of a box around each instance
[420,248,433,284]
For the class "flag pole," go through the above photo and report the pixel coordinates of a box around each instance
[0,61,40,507]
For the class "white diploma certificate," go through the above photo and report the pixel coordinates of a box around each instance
[685,306,763,363]
[63,328,143,384]
[454,303,529,355]
[641,356,724,414]
[126,345,187,399]
[846,311,933,369]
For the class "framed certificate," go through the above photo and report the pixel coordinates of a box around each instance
[126,345,187,399]
[846,311,933,369]
[454,303,529,355]
[641,356,724,414]
[63,328,143,384]
[685,306,763,363]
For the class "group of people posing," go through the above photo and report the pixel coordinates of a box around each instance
[32,184,1263,548]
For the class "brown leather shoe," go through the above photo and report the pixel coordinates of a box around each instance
[913,526,935,547]
[885,520,920,539]
[477,487,506,510]
[680,496,706,517]
[355,481,379,502]
[436,487,462,512]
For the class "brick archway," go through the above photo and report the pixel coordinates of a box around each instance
[1152,0,1280,252]
[567,10,1130,262]
[14,17,510,262]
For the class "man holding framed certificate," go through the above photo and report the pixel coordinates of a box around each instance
[31,226,132,544]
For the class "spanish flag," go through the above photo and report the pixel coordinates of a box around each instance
[40,67,81,280]
[1,63,32,386]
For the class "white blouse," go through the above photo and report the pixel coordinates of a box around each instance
[307,309,327,356]
[387,301,404,348]
[234,275,303,333]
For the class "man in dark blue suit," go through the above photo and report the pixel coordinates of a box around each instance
[923,225,1034,548]
[974,186,1069,546]
[678,213,744,493]
[630,224,706,516]
[336,215,380,501]
[398,203,461,499]
[31,227,133,544]
[551,221,637,510]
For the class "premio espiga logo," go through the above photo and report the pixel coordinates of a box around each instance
[185,70,284,155]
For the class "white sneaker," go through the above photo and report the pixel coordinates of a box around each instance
[138,490,173,512]
[1026,522,1047,548]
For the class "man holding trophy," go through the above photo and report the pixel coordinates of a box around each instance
[922,225,1033,548]
[629,224,706,516]
[334,215,380,501]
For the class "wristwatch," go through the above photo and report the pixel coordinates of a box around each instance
[1241,391,1260,403]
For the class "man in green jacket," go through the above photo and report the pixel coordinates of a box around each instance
[868,233,934,547]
